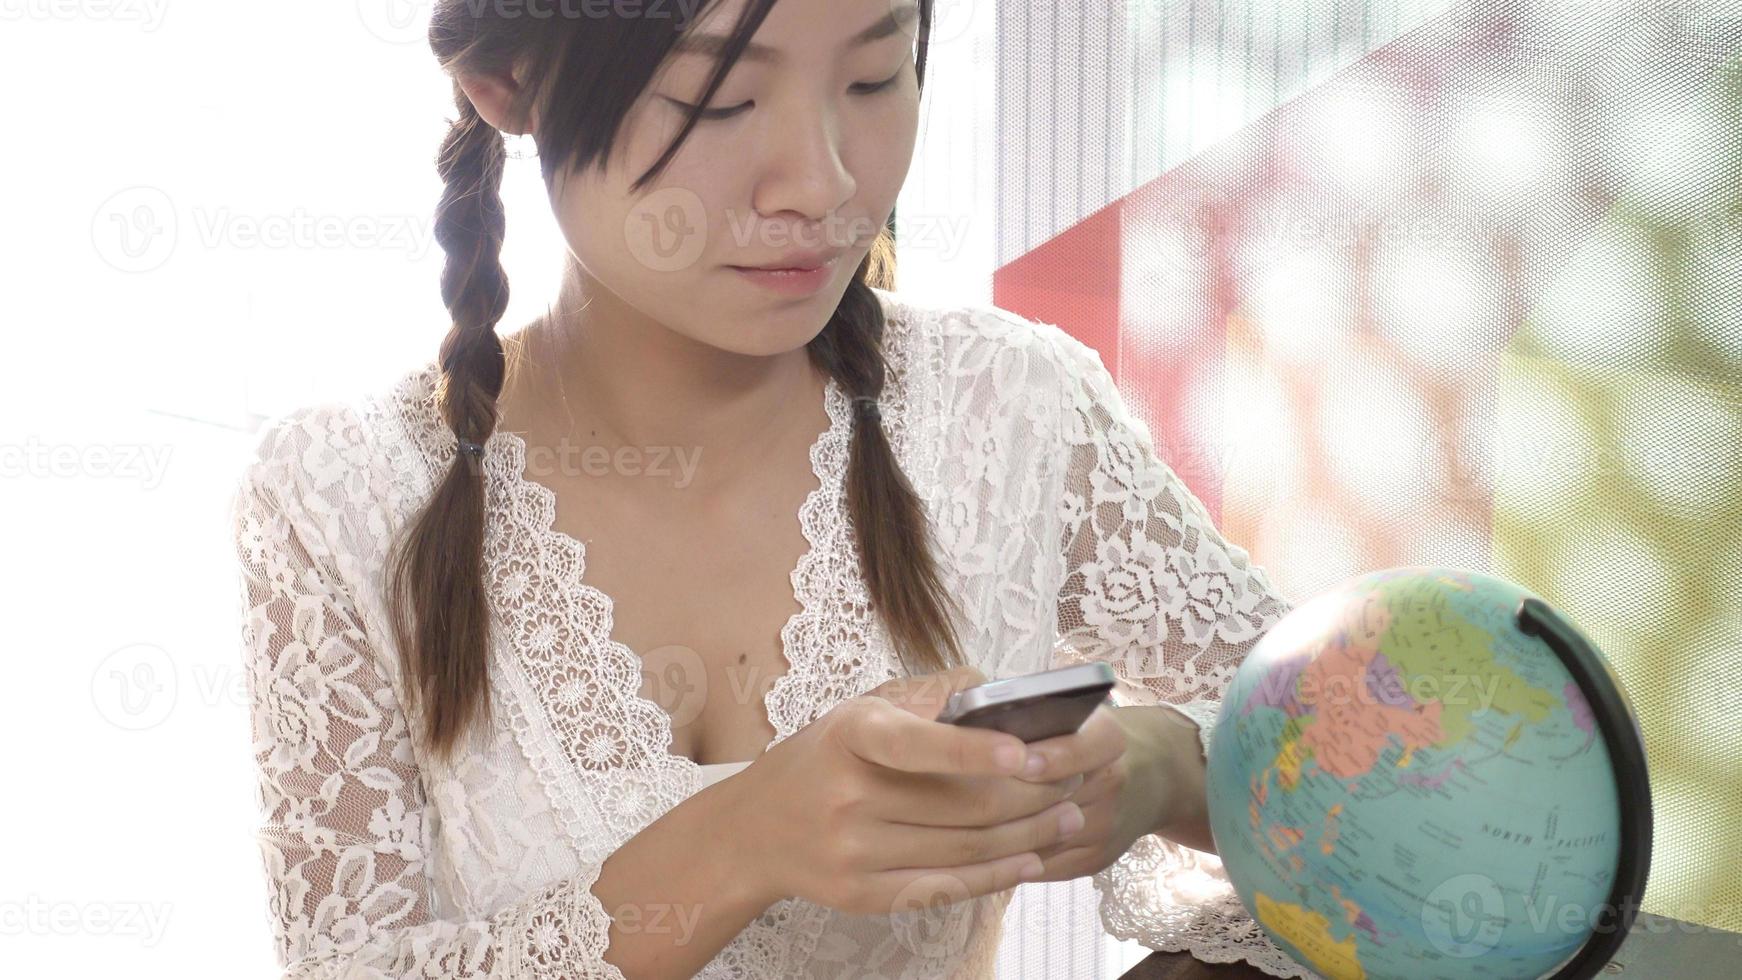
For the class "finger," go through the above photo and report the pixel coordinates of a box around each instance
[870,851,1043,915]
[874,769,1085,826]
[1030,799,1117,878]
[1027,842,1097,883]
[1016,704,1127,782]
[886,798,1083,870]
[1060,763,1117,805]
[842,697,1028,776]
[1031,777,1119,866]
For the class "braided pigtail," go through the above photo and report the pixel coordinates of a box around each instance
[386,82,512,762]
[806,230,967,674]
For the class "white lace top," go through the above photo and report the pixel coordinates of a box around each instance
[229,287,1314,978]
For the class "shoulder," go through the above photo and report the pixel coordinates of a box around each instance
[235,398,363,508]
[872,287,1117,418]
[229,360,435,539]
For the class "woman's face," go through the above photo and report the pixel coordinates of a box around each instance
[548,0,922,357]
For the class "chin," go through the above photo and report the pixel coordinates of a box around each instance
[696,286,846,356]
[698,318,833,360]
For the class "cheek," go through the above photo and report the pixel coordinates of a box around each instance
[549,175,630,276]
[550,145,727,286]
[859,92,921,189]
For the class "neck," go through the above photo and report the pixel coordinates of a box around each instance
[499,263,827,495]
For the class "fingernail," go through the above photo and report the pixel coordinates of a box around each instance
[995,744,1026,773]
[1062,773,1084,797]
[1019,856,1045,881]
[1058,802,1084,837]
[1023,751,1045,776]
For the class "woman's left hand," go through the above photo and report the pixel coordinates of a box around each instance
[1016,703,1174,882]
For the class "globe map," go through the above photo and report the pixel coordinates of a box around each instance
[1205,567,1630,979]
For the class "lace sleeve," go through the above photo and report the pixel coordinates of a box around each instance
[1041,333,1313,979]
[231,422,626,979]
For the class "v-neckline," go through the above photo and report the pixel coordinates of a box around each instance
[486,371,852,782]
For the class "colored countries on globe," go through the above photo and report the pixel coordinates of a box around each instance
[1206,568,1624,979]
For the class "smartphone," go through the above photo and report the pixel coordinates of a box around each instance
[936,662,1117,743]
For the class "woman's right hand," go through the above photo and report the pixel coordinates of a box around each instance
[727,668,1087,917]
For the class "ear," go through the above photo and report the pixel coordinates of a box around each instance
[457,70,538,137]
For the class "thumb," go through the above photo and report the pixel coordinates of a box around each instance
[869,666,987,722]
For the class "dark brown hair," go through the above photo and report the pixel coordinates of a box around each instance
[387,0,964,762]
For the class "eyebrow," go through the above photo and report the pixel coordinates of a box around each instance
[671,2,920,63]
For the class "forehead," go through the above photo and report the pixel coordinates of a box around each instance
[673,0,920,65]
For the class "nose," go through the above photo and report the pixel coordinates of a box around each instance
[749,102,858,244]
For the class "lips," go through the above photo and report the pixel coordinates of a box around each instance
[728,258,841,296]
[730,247,847,272]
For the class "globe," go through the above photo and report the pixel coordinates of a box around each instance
[1204,566,1652,980]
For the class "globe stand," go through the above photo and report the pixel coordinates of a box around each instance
[1516,597,1655,980]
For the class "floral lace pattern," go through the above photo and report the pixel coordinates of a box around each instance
[235,434,625,977]
[231,287,1309,977]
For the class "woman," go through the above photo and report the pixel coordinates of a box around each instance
[229,0,1302,976]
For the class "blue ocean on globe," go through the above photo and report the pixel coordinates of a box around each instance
[1205,566,1627,979]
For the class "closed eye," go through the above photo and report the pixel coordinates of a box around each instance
[664,71,905,122]
[849,71,905,96]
